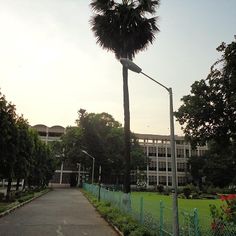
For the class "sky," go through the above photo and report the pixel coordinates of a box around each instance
[0,0,235,135]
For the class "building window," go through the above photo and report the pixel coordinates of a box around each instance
[191,149,198,156]
[168,176,172,186]
[159,162,166,171]
[38,131,47,137]
[176,148,184,158]
[178,176,186,186]
[185,149,190,158]
[149,160,157,171]
[148,146,157,156]
[167,148,171,157]
[159,176,167,185]
[168,162,172,171]
[158,147,165,157]
[48,132,63,137]
[149,175,157,185]
[177,162,186,172]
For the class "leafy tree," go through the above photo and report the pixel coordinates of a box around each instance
[14,116,34,190]
[202,141,236,187]
[188,155,205,187]
[90,0,160,193]
[62,126,83,169]
[0,91,18,199]
[77,110,146,184]
[175,40,236,147]
[175,40,236,187]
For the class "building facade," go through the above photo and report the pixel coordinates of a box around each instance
[32,124,207,187]
[32,124,82,186]
[135,133,207,187]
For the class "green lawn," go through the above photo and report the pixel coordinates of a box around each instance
[131,192,222,230]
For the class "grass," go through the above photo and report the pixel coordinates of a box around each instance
[131,192,222,230]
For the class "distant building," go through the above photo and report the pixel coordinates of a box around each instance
[32,124,207,187]
[135,133,207,187]
[32,124,81,186]
[32,124,65,143]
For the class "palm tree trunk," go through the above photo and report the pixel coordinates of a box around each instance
[123,65,131,193]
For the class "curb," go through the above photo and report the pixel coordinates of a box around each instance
[0,189,51,218]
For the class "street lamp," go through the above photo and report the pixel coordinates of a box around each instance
[120,58,179,236]
[82,150,95,185]
[76,163,81,187]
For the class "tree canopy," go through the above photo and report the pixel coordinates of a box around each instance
[0,90,56,198]
[175,40,236,147]
[175,40,236,187]
[90,0,159,59]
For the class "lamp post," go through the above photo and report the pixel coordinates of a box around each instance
[82,150,95,184]
[120,58,179,236]
[76,163,81,187]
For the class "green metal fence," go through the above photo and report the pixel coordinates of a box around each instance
[83,183,236,236]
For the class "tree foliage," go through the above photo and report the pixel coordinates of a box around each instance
[90,0,159,59]
[74,109,146,184]
[175,40,236,187]
[0,90,56,199]
[175,41,236,147]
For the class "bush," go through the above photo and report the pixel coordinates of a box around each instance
[156,185,164,193]
[183,187,192,199]
[83,190,154,236]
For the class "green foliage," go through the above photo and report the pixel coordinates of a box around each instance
[175,40,236,188]
[156,184,164,193]
[75,110,146,184]
[183,186,192,199]
[90,0,160,59]
[83,190,154,235]
[0,90,56,195]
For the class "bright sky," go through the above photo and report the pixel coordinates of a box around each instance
[0,0,235,135]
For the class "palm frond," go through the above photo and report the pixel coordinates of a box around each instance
[90,0,116,13]
[136,0,160,14]
[90,0,159,59]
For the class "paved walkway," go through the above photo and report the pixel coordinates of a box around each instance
[0,188,118,236]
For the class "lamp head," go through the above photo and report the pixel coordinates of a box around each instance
[120,58,142,73]
[81,150,87,154]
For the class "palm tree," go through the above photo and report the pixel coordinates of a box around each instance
[90,0,159,193]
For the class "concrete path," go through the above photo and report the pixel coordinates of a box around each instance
[0,188,118,236]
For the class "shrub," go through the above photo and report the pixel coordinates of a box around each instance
[83,190,154,236]
[210,194,236,234]
[156,185,164,193]
[183,187,192,199]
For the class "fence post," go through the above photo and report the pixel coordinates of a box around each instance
[160,201,164,236]
[193,208,199,236]
[140,196,144,224]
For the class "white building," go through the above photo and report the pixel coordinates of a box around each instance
[135,133,207,187]
[32,124,207,187]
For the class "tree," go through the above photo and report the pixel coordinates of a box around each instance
[76,110,146,184]
[175,40,236,147]
[188,155,205,187]
[0,91,18,199]
[14,116,33,190]
[175,40,236,187]
[90,0,160,193]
